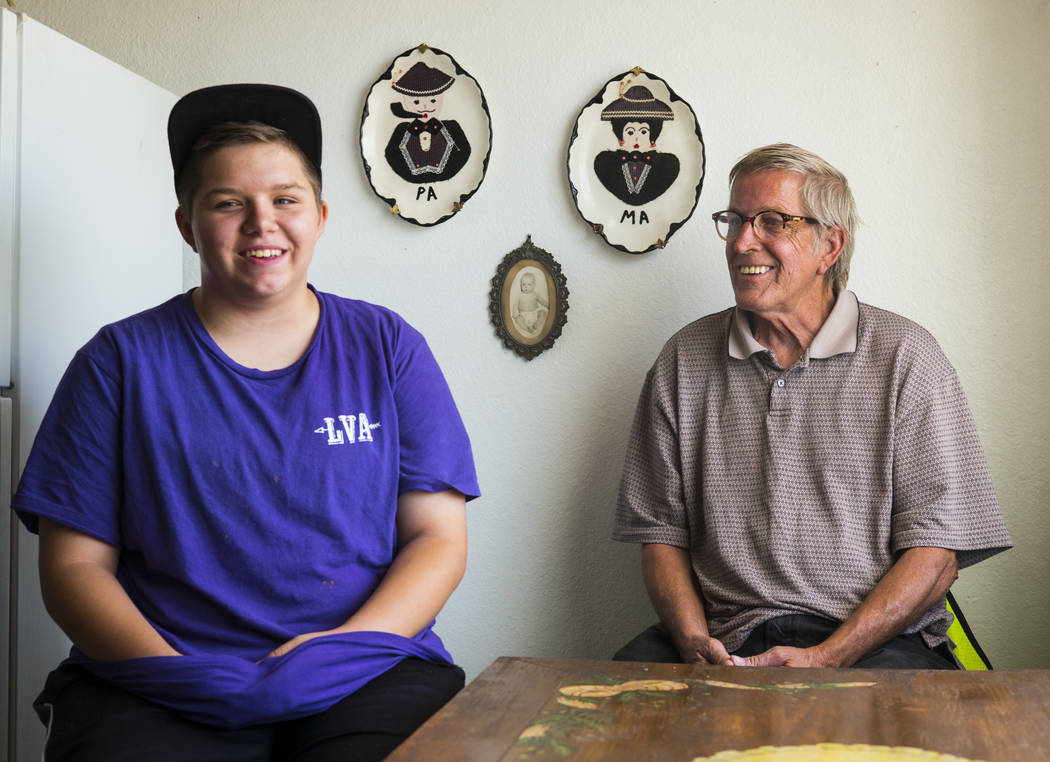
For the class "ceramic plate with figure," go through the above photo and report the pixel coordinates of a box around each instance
[361,44,491,226]
[567,69,704,253]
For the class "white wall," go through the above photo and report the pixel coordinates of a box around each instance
[17,0,1049,672]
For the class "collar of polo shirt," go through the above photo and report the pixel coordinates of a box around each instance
[728,290,859,361]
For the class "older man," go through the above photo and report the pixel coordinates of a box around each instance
[612,143,1011,669]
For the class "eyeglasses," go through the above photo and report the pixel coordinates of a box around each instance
[712,210,820,242]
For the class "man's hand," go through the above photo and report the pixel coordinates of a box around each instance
[642,544,736,665]
[735,645,833,668]
[676,633,736,666]
[739,547,957,669]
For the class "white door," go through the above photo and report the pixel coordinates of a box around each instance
[1,9,181,760]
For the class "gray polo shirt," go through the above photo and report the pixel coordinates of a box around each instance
[613,291,1012,651]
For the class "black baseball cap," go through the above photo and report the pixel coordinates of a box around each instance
[167,83,322,186]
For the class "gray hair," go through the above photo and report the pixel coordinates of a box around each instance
[729,143,859,293]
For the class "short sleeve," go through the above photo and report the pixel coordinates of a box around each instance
[891,369,1012,568]
[612,357,690,548]
[13,335,123,544]
[392,325,479,501]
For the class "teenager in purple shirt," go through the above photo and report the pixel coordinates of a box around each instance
[14,84,478,761]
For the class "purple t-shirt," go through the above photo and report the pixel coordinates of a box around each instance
[13,288,479,727]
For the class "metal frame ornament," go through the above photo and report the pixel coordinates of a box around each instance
[489,236,569,361]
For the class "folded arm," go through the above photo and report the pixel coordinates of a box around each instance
[741,546,958,668]
[268,489,467,658]
[642,543,734,666]
[38,517,180,660]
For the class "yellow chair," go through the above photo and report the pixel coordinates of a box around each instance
[946,591,992,670]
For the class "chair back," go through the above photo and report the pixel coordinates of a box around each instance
[946,591,992,670]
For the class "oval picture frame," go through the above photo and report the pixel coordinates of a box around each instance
[489,236,569,361]
[567,68,705,254]
[360,44,492,226]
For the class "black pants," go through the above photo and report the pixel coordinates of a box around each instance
[35,658,464,762]
[613,615,959,669]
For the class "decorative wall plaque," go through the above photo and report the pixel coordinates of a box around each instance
[489,236,569,361]
[360,44,492,226]
[567,68,705,253]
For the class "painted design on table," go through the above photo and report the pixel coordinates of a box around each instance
[690,744,984,761]
[515,678,689,757]
[512,676,885,759]
[360,44,491,226]
[697,678,875,693]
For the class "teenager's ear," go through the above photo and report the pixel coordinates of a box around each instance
[175,208,197,251]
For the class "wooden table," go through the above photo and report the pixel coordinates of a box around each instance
[386,657,1050,761]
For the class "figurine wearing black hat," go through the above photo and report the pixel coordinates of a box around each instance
[15,83,478,761]
[383,61,472,183]
[593,85,681,206]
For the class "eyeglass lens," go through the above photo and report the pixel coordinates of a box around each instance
[715,212,787,242]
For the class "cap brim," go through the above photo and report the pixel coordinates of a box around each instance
[168,83,322,184]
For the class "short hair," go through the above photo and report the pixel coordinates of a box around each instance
[608,117,665,145]
[729,143,859,293]
[175,121,322,213]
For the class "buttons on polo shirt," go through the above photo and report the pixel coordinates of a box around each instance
[767,375,790,416]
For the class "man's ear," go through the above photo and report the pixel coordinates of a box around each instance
[174,207,197,251]
[816,226,846,275]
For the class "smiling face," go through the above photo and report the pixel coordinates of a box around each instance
[402,93,444,120]
[175,141,327,312]
[726,170,840,325]
[623,121,652,150]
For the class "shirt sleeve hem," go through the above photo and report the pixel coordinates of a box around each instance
[11,496,120,546]
[398,478,481,502]
[891,532,1013,570]
[610,527,689,547]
